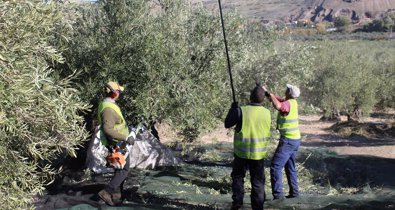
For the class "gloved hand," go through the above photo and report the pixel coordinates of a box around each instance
[231,101,239,109]
[126,135,136,145]
[117,141,127,150]
[255,79,262,87]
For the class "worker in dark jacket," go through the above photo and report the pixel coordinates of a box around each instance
[97,81,135,206]
[225,85,271,210]
[264,84,301,200]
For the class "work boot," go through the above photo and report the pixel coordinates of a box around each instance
[286,194,299,199]
[98,189,114,206]
[273,196,285,201]
[111,192,122,204]
[230,204,242,210]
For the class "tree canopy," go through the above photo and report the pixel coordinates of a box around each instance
[1,0,394,208]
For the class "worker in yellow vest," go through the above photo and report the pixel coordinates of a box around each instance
[97,81,135,206]
[264,84,301,200]
[225,85,271,210]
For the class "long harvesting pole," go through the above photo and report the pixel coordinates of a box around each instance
[218,0,236,103]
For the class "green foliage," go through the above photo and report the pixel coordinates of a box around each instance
[305,40,395,118]
[0,0,89,208]
[57,0,317,139]
[316,22,327,34]
[373,46,395,108]
[60,0,260,140]
[363,11,395,32]
[334,16,351,27]
[0,0,393,208]
[227,23,316,106]
[133,1,230,140]
[58,0,150,105]
[364,19,386,32]
[334,16,351,32]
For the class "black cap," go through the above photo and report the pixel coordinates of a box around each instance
[250,86,265,104]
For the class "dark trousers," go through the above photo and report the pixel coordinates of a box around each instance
[106,156,130,194]
[231,155,265,210]
[270,137,300,199]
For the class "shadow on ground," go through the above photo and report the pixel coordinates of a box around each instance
[299,148,395,188]
[302,133,395,147]
[35,143,395,210]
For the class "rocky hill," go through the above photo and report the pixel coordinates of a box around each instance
[191,0,395,24]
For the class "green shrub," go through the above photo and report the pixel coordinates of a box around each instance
[334,16,351,32]
[0,1,89,208]
[305,40,395,119]
[59,0,276,140]
[363,11,395,32]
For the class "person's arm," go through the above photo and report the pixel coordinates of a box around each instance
[262,86,290,114]
[268,94,290,114]
[268,93,282,110]
[225,103,241,129]
[225,108,241,128]
[101,108,128,141]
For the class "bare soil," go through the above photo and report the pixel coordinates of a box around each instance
[190,113,395,159]
[299,115,395,159]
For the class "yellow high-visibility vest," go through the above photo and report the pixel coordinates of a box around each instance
[277,99,301,140]
[234,105,271,160]
[98,101,129,146]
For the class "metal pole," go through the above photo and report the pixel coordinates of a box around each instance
[218,0,236,103]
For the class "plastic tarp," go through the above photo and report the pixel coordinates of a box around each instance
[85,125,180,174]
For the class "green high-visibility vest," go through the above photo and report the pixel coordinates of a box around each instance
[98,101,129,146]
[234,105,271,160]
[277,99,301,140]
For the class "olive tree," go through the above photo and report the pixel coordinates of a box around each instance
[59,0,313,140]
[305,41,393,120]
[0,1,89,208]
[334,16,350,32]
[60,0,249,140]
[233,24,316,107]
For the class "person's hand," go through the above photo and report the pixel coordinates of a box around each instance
[231,101,239,109]
[126,135,135,145]
[261,85,271,97]
[255,79,262,87]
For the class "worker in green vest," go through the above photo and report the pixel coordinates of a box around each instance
[97,81,135,206]
[225,84,271,210]
[264,84,301,200]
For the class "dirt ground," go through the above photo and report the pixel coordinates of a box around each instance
[35,114,395,210]
[299,115,395,159]
[191,113,395,159]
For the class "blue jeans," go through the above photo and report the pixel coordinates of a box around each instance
[270,137,301,199]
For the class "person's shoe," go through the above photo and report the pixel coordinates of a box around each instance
[230,203,242,210]
[98,189,114,206]
[285,194,299,199]
[132,193,146,204]
[111,192,122,204]
[273,196,285,201]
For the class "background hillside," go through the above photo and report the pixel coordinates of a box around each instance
[1,1,394,209]
[191,0,395,25]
